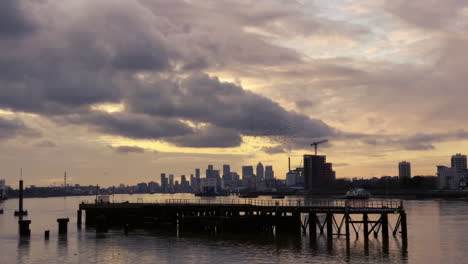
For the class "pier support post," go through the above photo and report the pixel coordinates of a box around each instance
[363,213,369,243]
[44,230,50,240]
[400,211,408,249]
[77,210,82,227]
[309,213,317,237]
[381,213,389,242]
[18,220,31,237]
[57,218,69,234]
[326,213,333,239]
[345,213,350,241]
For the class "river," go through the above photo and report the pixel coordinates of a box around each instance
[0,194,466,264]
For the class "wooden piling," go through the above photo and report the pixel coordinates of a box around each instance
[381,213,389,242]
[309,212,317,237]
[326,213,333,240]
[363,213,369,244]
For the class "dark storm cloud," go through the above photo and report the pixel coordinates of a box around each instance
[167,125,242,148]
[0,0,35,37]
[128,73,333,140]
[66,112,194,140]
[110,145,145,154]
[0,117,38,140]
[261,146,286,154]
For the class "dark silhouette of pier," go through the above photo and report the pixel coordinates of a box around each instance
[79,198,407,250]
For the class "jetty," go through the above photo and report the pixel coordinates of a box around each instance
[79,198,407,245]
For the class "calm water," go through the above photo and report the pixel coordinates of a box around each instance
[0,194,466,264]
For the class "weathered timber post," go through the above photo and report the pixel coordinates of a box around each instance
[309,212,317,237]
[363,213,369,244]
[57,218,69,234]
[326,213,333,239]
[381,213,389,242]
[345,213,350,241]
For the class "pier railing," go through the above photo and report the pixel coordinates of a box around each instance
[82,198,403,209]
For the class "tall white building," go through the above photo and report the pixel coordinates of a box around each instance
[451,154,467,172]
[438,153,468,189]
[399,161,411,179]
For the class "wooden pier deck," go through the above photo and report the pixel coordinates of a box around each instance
[79,198,407,247]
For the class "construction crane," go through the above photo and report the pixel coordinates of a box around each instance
[311,140,328,155]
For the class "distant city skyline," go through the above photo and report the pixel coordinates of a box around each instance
[1,0,468,187]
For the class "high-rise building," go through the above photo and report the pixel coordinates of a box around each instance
[256,162,264,180]
[160,173,167,193]
[265,166,274,180]
[451,154,467,172]
[223,165,230,177]
[242,166,254,180]
[222,164,232,185]
[169,174,174,187]
[304,155,335,191]
[399,161,411,179]
[195,168,200,179]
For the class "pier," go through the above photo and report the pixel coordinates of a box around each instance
[79,199,407,246]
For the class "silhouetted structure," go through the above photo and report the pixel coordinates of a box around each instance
[14,179,28,216]
[304,155,335,191]
[399,161,411,179]
[451,154,467,172]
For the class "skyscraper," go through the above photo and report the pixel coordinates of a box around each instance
[223,165,230,178]
[399,161,411,179]
[451,154,467,172]
[256,162,264,180]
[195,168,200,179]
[169,174,174,187]
[160,173,167,193]
[265,166,274,180]
[222,164,232,185]
[242,166,254,180]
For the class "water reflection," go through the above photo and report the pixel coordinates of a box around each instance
[2,195,463,264]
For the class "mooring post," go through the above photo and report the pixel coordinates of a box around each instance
[363,213,369,244]
[77,210,82,227]
[18,220,31,237]
[326,213,333,240]
[309,212,317,237]
[381,213,389,242]
[57,218,69,234]
[44,230,50,240]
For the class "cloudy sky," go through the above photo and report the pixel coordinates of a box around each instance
[1,0,468,187]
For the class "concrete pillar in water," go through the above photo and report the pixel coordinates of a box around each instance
[57,218,69,234]
[18,220,31,237]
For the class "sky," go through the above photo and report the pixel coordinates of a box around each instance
[1,0,468,187]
